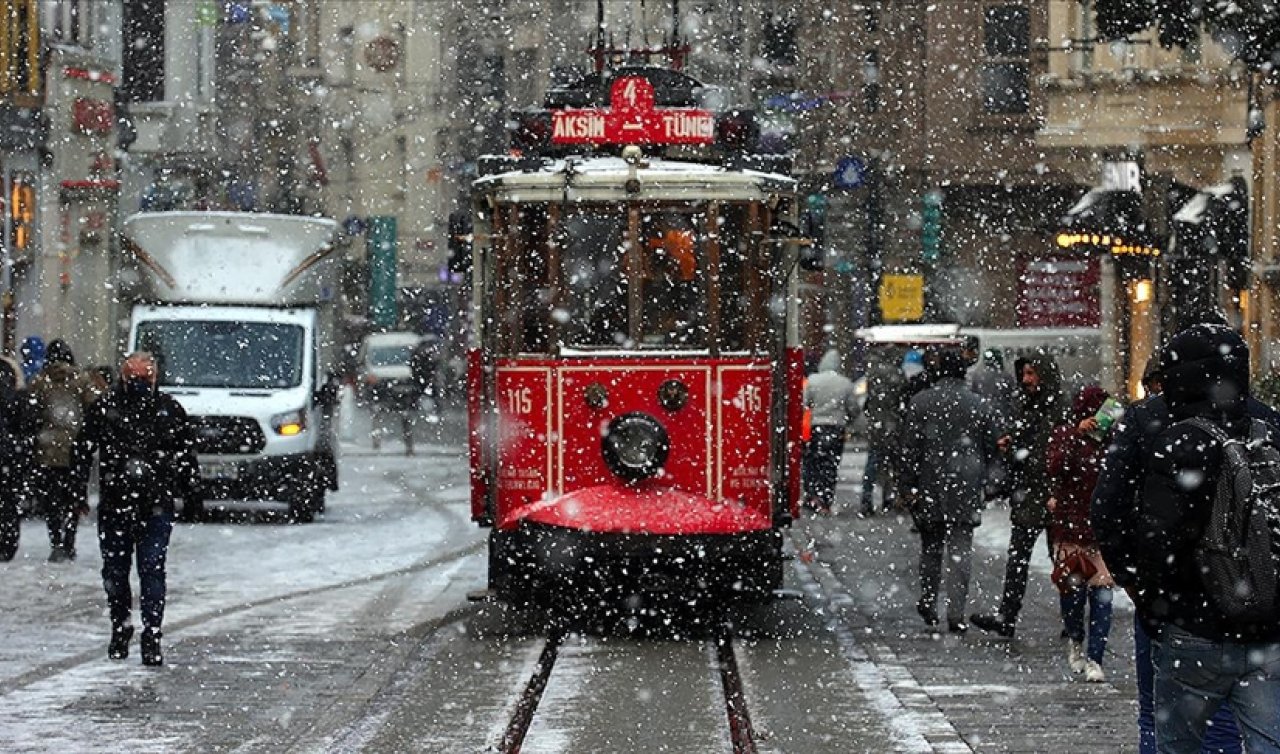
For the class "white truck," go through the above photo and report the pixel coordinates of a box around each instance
[122,212,342,522]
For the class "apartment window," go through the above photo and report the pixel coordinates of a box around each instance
[760,11,798,66]
[1,0,41,98]
[122,0,165,103]
[862,49,880,114]
[45,0,92,49]
[1077,0,1094,70]
[981,4,1030,114]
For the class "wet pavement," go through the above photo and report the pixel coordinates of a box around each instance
[0,438,1146,753]
[792,461,1140,752]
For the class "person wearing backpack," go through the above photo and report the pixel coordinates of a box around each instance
[28,340,98,562]
[1137,324,1280,752]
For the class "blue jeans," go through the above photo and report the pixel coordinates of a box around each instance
[860,446,890,510]
[1136,621,1241,754]
[1060,585,1113,664]
[1152,624,1280,753]
[99,512,173,631]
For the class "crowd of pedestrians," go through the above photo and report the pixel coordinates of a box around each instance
[0,340,200,668]
[805,314,1280,752]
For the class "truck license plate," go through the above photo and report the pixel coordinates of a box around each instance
[201,462,239,481]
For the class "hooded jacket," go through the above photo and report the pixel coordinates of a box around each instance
[1008,352,1069,527]
[1136,324,1279,642]
[84,385,199,519]
[1091,392,1280,590]
[1045,385,1109,547]
[804,350,859,428]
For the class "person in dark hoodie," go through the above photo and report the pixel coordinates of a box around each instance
[1134,324,1280,751]
[84,352,200,666]
[1092,324,1280,754]
[972,350,1069,638]
[28,339,99,562]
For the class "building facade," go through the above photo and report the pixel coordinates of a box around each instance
[0,0,123,368]
[1038,0,1254,395]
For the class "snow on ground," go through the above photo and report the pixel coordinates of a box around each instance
[839,452,1134,613]
[0,429,486,753]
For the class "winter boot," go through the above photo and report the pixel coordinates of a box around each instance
[1066,640,1086,674]
[108,625,134,660]
[970,612,1016,638]
[140,628,163,667]
[916,600,939,628]
[1084,659,1105,683]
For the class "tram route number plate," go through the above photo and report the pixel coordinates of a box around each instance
[200,462,240,481]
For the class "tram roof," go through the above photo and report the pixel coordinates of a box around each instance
[473,156,795,203]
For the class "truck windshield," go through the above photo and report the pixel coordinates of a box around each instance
[136,321,306,389]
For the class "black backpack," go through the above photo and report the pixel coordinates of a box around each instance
[1184,417,1280,625]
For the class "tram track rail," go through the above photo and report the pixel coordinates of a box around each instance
[495,626,758,754]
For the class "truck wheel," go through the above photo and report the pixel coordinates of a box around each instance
[0,523,17,562]
[288,485,321,523]
[177,500,205,524]
[321,451,339,492]
[289,500,315,524]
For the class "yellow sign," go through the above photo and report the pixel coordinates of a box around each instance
[879,274,925,322]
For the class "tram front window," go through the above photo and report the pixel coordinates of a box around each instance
[563,208,628,348]
[641,216,707,347]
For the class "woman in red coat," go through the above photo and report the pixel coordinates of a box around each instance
[1045,384,1115,683]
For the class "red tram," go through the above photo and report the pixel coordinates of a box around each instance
[466,50,804,605]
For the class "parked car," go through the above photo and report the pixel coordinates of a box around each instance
[356,332,428,410]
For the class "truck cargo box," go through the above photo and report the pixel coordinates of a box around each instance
[123,212,340,306]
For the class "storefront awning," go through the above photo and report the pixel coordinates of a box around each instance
[1056,187,1158,258]
[1061,188,1144,235]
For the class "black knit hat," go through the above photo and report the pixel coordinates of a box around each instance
[45,339,75,366]
[1158,324,1248,411]
[932,348,969,381]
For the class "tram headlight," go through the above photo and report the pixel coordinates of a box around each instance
[601,413,670,483]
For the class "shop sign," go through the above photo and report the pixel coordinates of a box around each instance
[72,98,114,135]
[1017,255,1100,328]
[879,273,925,323]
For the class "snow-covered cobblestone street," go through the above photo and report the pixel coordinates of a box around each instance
[0,428,1144,753]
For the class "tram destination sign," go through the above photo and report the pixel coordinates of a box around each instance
[551,76,715,146]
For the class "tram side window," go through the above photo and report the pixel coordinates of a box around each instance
[640,212,707,348]
[516,206,551,354]
[719,205,751,352]
[563,208,628,348]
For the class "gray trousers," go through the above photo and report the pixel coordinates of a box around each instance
[918,522,976,624]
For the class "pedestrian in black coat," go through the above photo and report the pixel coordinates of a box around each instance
[84,352,200,666]
[0,358,30,561]
[900,350,999,633]
[971,351,1069,638]
[1133,325,1280,751]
